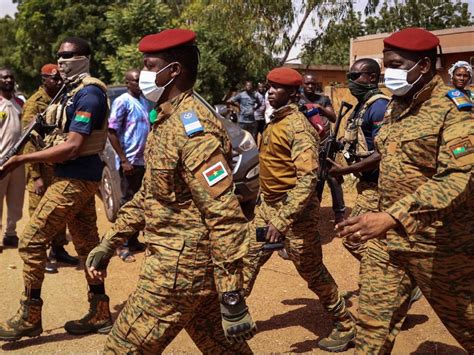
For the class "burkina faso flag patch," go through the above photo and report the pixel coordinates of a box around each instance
[203,161,228,186]
[450,138,472,159]
[74,111,91,123]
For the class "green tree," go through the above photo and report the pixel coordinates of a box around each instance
[301,10,365,66]
[103,0,171,83]
[365,0,473,33]
[0,16,18,70]
[302,0,473,67]
[12,0,116,93]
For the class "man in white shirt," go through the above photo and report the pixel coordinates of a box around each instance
[0,68,25,249]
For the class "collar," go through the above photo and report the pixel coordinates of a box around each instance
[269,103,298,122]
[155,90,193,125]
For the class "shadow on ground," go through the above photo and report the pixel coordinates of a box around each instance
[255,297,337,353]
[411,340,467,354]
[1,329,93,351]
[402,314,429,330]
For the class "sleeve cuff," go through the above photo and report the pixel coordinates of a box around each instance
[214,272,243,293]
[385,196,418,235]
[270,215,290,235]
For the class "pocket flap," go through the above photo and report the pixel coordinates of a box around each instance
[184,138,221,172]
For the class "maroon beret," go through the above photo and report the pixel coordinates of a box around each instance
[267,67,303,86]
[41,64,58,76]
[384,28,439,52]
[139,29,196,54]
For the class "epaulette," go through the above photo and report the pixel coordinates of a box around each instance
[179,110,204,137]
[446,89,473,111]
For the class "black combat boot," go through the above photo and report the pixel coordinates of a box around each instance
[64,293,113,335]
[0,294,43,341]
[50,245,79,265]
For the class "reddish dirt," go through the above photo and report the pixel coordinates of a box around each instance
[0,183,467,354]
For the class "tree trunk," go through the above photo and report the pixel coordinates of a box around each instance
[279,5,315,65]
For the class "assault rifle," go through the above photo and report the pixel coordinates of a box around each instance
[0,84,66,170]
[316,101,353,200]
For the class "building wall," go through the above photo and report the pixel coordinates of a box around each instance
[350,26,474,85]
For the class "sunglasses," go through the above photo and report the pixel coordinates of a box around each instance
[346,71,372,80]
[56,51,77,60]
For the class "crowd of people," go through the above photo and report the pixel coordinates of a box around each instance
[0,25,472,354]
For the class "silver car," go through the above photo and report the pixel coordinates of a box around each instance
[99,86,259,222]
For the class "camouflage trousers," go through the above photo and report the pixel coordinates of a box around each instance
[19,178,101,289]
[342,181,379,261]
[243,196,353,329]
[355,238,414,354]
[28,188,67,248]
[356,239,474,354]
[104,279,252,354]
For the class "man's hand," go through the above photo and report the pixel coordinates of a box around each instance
[221,298,257,343]
[121,160,134,175]
[86,239,115,282]
[266,222,282,243]
[34,177,46,195]
[335,212,397,242]
[327,158,346,176]
[0,156,22,179]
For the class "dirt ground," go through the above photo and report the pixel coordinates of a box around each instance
[0,182,467,354]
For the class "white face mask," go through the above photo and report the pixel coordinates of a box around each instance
[384,60,422,96]
[139,62,176,103]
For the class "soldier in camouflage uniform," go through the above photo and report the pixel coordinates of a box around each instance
[85,29,256,353]
[243,67,355,353]
[0,37,112,341]
[21,64,78,273]
[329,58,389,260]
[337,28,474,353]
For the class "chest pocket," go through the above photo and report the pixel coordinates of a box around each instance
[400,128,440,171]
[149,158,178,203]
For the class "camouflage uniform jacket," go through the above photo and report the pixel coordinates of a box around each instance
[259,103,319,234]
[22,86,55,192]
[103,91,248,293]
[376,75,473,253]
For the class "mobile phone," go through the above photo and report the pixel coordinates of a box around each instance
[256,226,269,242]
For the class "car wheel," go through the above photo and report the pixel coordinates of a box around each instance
[100,165,121,222]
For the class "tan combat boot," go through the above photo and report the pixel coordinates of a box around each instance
[318,297,356,352]
[0,294,43,341]
[64,293,113,335]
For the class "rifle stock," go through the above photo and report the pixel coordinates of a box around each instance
[316,101,353,200]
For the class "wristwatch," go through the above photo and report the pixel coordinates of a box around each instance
[221,291,242,306]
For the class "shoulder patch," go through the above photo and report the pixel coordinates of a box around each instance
[446,90,473,111]
[180,110,204,137]
[449,136,473,159]
[202,161,229,186]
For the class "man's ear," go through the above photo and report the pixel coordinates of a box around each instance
[170,62,181,78]
[369,72,378,83]
[419,57,432,74]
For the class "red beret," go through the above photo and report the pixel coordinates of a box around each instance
[41,64,59,76]
[267,67,303,86]
[138,29,196,54]
[384,28,439,52]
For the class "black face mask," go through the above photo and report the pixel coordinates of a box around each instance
[348,80,378,100]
